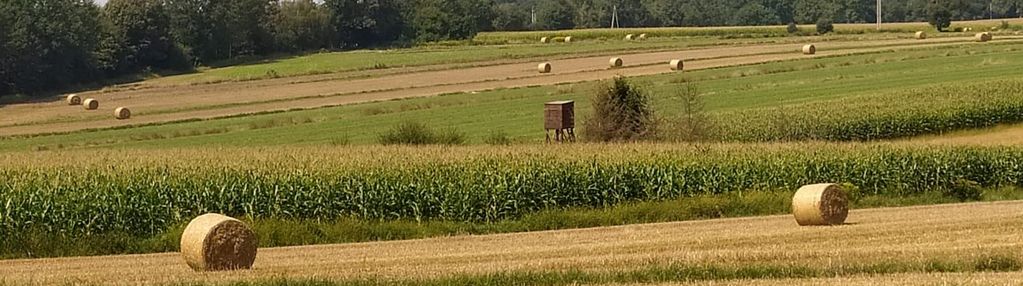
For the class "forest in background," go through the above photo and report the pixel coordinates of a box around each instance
[2,0,1021,97]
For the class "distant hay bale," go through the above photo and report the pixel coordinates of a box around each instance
[792,183,849,226]
[975,32,992,42]
[180,213,258,272]
[638,33,647,40]
[540,37,550,43]
[669,59,684,71]
[114,107,131,120]
[625,34,634,41]
[538,62,552,74]
[66,94,82,106]
[83,98,99,110]
[915,31,926,39]
[802,44,816,55]
[563,36,573,43]
[609,57,623,68]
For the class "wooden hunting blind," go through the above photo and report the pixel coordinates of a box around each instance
[545,101,576,143]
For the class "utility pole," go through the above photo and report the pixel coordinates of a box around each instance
[610,5,619,29]
[876,0,882,30]
[531,7,536,28]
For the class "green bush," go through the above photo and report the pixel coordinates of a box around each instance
[816,18,834,35]
[584,76,657,142]
[378,121,465,145]
[949,179,983,202]
[787,22,799,34]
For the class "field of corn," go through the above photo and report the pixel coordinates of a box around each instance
[3,143,1023,257]
[707,78,1023,141]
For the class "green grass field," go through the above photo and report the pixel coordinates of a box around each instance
[7,42,1022,151]
[152,33,904,86]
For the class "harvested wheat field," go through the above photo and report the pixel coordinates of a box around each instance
[1,201,1020,285]
[3,36,1021,137]
[608,272,1023,286]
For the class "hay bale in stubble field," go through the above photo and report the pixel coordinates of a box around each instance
[538,62,552,73]
[975,32,992,42]
[669,59,684,71]
[802,44,816,55]
[66,94,82,106]
[625,34,634,41]
[563,36,573,43]
[540,37,550,43]
[83,98,99,110]
[114,107,131,120]
[792,183,849,226]
[638,33,647,40]
[915,31,927,39]
[609,57,623,68]
[181,213,258,272]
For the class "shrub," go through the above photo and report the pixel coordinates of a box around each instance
[948,179,983,202]
[816,18,834,35]
[786,22,798,34]
[378,121,464,145]
[666,83,713,142]
[584,76,656,142]
[484,131,513,145]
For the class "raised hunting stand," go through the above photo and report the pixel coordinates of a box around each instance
[545,101,576,143]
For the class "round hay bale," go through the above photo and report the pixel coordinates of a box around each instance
[540,37,550,44]
[114,107,131,120]
[915,31,927,39]
[669,59,684,71]
[975,32,992,42]
[638,33,647,40]
[181,213,258,272]
[563,36,573,43]
[66,94,82,106]
[609,57,623,68]
[802,44,816,55]
[792,183,849,226]
[83,98,99,110]
[537,62,552,74]
[625,34,634,41]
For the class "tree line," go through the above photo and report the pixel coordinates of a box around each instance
[498,0,1023,30]
[2,0,1021,97]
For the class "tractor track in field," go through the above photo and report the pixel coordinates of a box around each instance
[2,36,1022,137]
[1,201,1021,285]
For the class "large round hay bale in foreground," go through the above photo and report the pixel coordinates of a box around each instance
[537,62,552,74]
[792,183,849,226]
[66,94,82,106]
[114,107,131,120]
[609,57,623,68]
[625,34,634,41]
[181,213,258,272]
[915,31,927,39]
[83,98,99,110]
[802,44,816,55]
[975,32,992,42]
[669,59,684,71]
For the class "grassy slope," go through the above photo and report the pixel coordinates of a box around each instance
[4,43,1022,151]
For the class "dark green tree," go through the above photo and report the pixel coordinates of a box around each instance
[535,0,574,29]
[274,0,335,52]
[98,0,187,74]
[323,0,405,48]
[927,0,952,31]
[0,0,102,95]
[492,2,530,30]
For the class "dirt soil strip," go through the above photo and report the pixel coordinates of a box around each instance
[1,201,1021,285]
[1,36,1018,136]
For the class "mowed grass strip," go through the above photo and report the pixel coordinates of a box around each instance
[5,43,1022,150]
